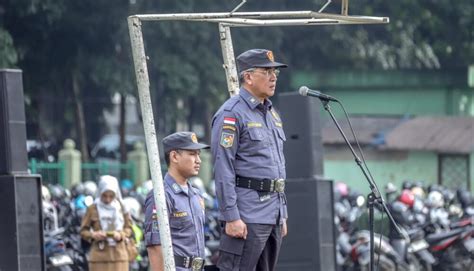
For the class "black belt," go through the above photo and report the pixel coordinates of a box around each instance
[235,176,285,193]
[174,255,204,270]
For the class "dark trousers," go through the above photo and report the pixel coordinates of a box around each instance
[217,223,282,271]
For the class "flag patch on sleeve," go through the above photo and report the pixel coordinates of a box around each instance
[223,117,236,125]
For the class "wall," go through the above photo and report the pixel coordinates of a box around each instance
[320,88,448,117]
[290,69,473,118]
[290,69,473,194]
[323,147,438,194]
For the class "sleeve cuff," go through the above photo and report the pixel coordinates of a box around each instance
[222,207,240,222]
[145,231,162,247]
[282,205,288,219]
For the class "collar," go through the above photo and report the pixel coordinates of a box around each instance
[164,173,195,195]
[239,88,273,110]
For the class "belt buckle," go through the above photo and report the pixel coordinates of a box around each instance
[274,179,285,192]
[191,257,204,270]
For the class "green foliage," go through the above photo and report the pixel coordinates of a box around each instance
[325,0,474,69]
[0,28,18,67]
[2,0,134,143]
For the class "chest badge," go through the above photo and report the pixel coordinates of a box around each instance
[271,109,281,121]
[199,198,205,210]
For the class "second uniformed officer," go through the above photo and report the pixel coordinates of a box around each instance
[144,132,209,271]
[211,49,288,271]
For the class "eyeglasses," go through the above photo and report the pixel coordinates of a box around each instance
[247,68,280,77]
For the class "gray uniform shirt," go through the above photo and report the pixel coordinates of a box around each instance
[144,173,205,267]
[211,87,288,225]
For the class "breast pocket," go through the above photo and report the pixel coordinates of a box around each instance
[248,128,271,148]
[170,215,193,231]
[248,128,264,141]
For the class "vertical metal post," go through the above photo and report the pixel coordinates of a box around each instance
[60,160,65,187]
[341,0,349,16]
[127,16,176,270]
[30,158,37,174]
[218,23,240,97]
[368,193,375,271]
[130,161,137,185]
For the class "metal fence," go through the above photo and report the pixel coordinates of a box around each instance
[29,159,66,185]
[81,161,136,183]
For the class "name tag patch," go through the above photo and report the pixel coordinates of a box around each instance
[247,122,262,128]
[173,211,188,217]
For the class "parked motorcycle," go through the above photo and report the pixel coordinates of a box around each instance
[44,228,74,271]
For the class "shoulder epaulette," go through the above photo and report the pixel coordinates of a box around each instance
[223,96,240,112]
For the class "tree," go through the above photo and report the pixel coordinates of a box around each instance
[2,0,135,161]
[1,0,472,160]
[0,28,17,67]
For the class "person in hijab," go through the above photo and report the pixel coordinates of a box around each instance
[80,175,133,271]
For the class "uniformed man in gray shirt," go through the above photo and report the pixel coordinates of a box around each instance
[144,132,209,271]
[211,49,288,271]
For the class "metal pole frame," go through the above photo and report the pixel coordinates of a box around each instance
[127,8,389,271]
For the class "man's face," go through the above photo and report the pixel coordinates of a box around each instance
[245,67,279,100]
[173,149,202,178]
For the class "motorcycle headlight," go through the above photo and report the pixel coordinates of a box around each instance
[356,195,365,207]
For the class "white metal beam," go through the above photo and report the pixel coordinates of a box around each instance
[132,11,389,25]
[127,16,176,270]
[218,24,240,96]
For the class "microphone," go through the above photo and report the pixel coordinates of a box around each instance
[298,86,338,102]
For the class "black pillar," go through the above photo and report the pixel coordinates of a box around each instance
[0,69,28,174]
[276,92,336,270]
[277,91,324,179]
[0,69,44,271]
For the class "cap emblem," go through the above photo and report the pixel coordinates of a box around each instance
[191,133,198,143]
[266,51,274,62]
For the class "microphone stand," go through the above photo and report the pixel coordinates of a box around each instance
[320,99,405,271]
